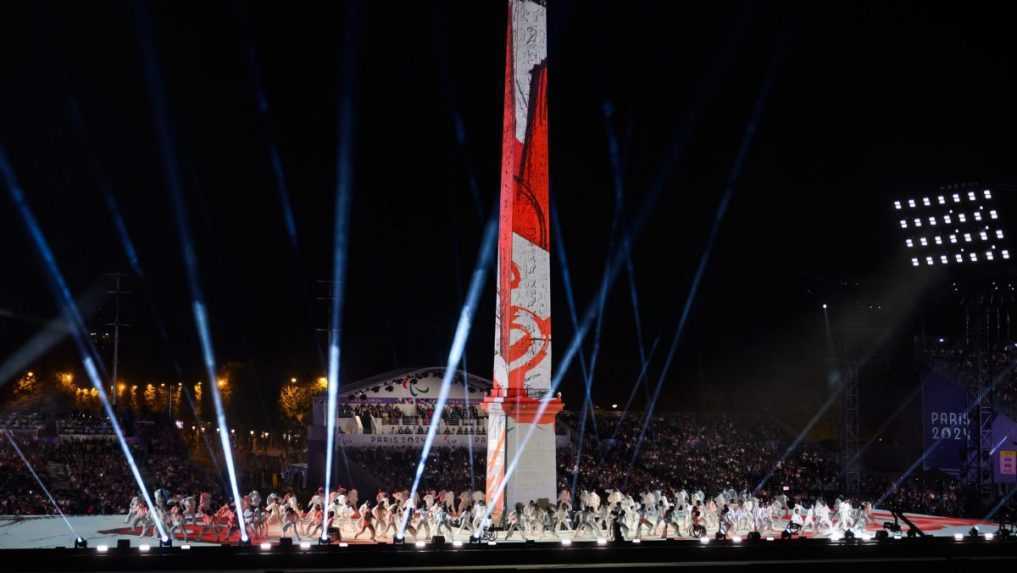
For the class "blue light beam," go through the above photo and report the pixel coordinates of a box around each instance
[1,147,169,541]
[321,3,361,539]
[132,2,248,541]
[4,430,78,538]
[629,52,779,472]
[398,217,498,537]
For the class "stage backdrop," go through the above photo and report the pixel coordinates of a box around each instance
[921,368,971,474]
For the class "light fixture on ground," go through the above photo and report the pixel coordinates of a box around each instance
[415,541,426,548]
[74,537,88,549]
[299,541,311,550]
[159,536,172,548]
[259,542,271,551]
[561,538,572,546]
[96,545,109,553]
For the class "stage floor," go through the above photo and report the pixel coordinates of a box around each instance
[0,510,998,549]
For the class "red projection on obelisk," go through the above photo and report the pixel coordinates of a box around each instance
[482,0,562,520]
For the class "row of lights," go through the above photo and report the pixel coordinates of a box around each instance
[88,528,1015,554]
[911,249,1011,266]
[906,229,1004,246]
[900,209,999,228]
[895,190,992,210]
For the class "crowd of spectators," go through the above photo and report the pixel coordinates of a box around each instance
[341,402,487,434]
[927,342,1017,419]
[0,418,221,516]
[55,412,113,436]
[0,412,44,432]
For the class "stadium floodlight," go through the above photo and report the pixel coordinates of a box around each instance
[934,236,942,245]
[964,233,972,242]
[912,258,920,267]
[938,195,946,204]
[928,216,937,225]
[970,252,978,262]
[926,256,934,266]
[940,255,948,264]
[908,199,916,208]
[894,201,902,209]
[987,251,995,261]
[950,234,958,243]
[997,229,1005,238]
[991,210,999,219]
[944,214,952,224]
[985,189,993,199]
[953,193,961,202]
[980,231,989,241]
[969,191,977,201]
[975,211,983,221]
[959,213,967,222]
[956,253,964,263]
[919,237,928,246]
[906,239,914,247]
[922,197,931,206]
[1004,250,1011,259]
[900,219,908,228]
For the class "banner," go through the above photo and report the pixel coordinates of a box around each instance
[921,368,970,473]
[992,413,1017,483]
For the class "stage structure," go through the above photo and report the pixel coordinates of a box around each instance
[482,0,562,520]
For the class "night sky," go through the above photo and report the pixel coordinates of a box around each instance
[2,1,1016,431]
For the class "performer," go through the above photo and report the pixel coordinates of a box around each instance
[281,505,302,541]
[503,502,526,541]
[353,501,376,541]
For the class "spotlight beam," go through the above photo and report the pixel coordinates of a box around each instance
[629,50,780,472]
[132,3,248,541]
[0,147,169,541]
[399,216,498,537]
[322,2,362,540]
[4,430,78,538]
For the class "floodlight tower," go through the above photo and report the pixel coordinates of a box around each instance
[893,182,1016,501]
[482,0,562,521]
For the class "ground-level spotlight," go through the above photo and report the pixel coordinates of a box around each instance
[181,544,192,550]
[561,538,572,547]
[765,536,775,542]
[452,540,464,548]
[731,536,742,543]
[260,542,272,551]
[967,527,980,539]
[96,545,109,553]
[892,533,902,540]
[747,531,762,543]
[984,533,995,541]
[597,537,608,546]
[299,541,312,550]
[338,542,349,548]
[74,537,88,549]
[415,541,426,548]
[160,536,173,548]
[953,533,964,542]
[631,538,641,544]
[318,536,330,546]
[714,531,726,541]
[700,537,710,545]
[487,541,497,546]
[139,544,151,553]
[393,535,405,545]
